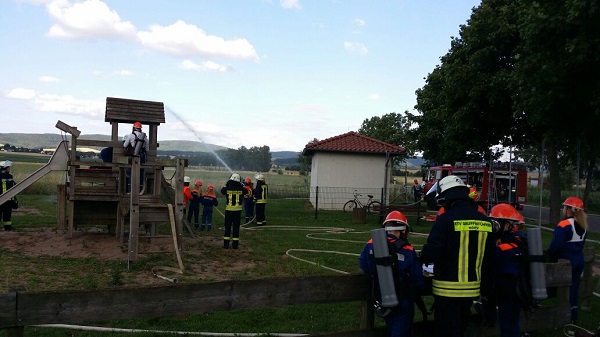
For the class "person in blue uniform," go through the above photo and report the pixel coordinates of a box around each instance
[200,185,218,231]
[487,203,528,337]
[359,210,425,337]
[547,196,588,323]
[242,177,254,224]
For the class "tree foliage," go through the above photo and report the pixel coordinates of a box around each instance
[410,0,600,222]
[358,112,414,160]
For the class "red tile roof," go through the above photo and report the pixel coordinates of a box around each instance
[302,131,405,156]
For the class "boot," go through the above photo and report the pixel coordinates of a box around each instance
[4,225,13,231]
[223,240,229,249]
[200,224,205,231]
[232,241,239,249]
[207,224,212,231]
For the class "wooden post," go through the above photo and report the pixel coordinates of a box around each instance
[56,184,66,230]
[360,299,375,330]
[128,157,140,264]
[175,159,185,252]
[579,247,596,310]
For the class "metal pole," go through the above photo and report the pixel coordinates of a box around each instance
[508,147,513,205]
[538,139,544,227]
[576,138,580,197]
[404,161,408,204]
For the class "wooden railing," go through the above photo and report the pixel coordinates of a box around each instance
[0,248,594,337]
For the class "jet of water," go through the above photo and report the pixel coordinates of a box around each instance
[165,106,233,172]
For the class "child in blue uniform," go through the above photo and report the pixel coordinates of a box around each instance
[487,203,528,337]
[547,196,588,323]
[200,185,218,231]
[359,211,425,337]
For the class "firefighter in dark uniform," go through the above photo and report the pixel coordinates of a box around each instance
[0,160,16,231]
[486,203,528,337]
[221,173,244,249]
[253,174,268,226]
[359,211,426,337]
[420,175,495,337]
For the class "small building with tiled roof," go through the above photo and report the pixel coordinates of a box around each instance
[302,131,405,210]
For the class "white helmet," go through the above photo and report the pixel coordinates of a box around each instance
[229,173,241,182]
[436,175,469,205]
[0,160,13,168]
[256,173,265,181]
[184,176,191,183]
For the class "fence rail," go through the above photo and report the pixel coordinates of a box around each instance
[0,248,595,337]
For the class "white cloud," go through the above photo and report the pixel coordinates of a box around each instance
[34,94,104,117]
[343,41,368,55]
[354,18,366,27]
[5,88,36,100]
[38,76,59,83]
[368,93,381,100]
[46,0,137,39]
[180,60,232,73]
[138,20,259,61]
[280,0,301,10]
[114,70,134,76]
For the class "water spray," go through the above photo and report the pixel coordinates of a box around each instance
[165,106,233,172]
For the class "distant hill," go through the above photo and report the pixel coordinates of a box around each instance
[0,133,228,153]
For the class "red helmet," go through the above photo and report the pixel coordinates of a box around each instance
[244,177,252,183]
[489,203,522,222]
[383,211,408,231]
[207,185,214,190]
[195,180,202,186]
[468,187,479,200]
[133,121,142,129]
[563,196,584,210]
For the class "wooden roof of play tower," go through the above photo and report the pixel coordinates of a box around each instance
[105,97,165,125]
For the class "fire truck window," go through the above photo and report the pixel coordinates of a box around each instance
[442,170,450,178]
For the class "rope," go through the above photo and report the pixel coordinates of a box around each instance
[563,323,596,337]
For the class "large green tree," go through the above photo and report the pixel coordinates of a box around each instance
[358,112,413,160]
[411,0,600,223]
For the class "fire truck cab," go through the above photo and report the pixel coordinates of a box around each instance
[423,162,528,210]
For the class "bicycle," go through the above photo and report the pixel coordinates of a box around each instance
[343,191,382,213]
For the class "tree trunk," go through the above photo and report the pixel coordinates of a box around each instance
[546,143,562,225]
[583,156,595,207]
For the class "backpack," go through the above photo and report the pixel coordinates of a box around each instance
[123,132,145,156]
[513,236,536,311]
[370,238,413,316]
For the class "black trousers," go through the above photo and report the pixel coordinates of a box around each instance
[433,295,473,337]
[223,210,241,249]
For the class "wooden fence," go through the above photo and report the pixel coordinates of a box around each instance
[0,247,595,337]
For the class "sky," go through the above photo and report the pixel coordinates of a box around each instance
[0,0,481,152]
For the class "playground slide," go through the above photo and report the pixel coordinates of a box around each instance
[0,141,69,205]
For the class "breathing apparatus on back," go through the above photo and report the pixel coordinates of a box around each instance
[369,211,411,316]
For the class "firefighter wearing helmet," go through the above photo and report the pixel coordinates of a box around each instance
[242,177,254,224]
[547,196,588,323]
[221,173,244,249]
[0,160,16,231]
[359,211,425,337]
[483,203,528,337]
[420,175,494,337]
[253,173,268,226]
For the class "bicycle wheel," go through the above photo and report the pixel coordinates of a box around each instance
[343,200,358,212]
[367,201,382,214]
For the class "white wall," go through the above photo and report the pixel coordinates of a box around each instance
[309,152,391,210]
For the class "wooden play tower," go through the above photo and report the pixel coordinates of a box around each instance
[55,97,188,265]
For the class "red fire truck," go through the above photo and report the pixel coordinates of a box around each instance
[423,162,528,210]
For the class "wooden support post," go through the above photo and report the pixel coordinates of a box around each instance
[360,299,375,330]
[175,159,185,252]
[128,157,141,264]
[56,184,66,230]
